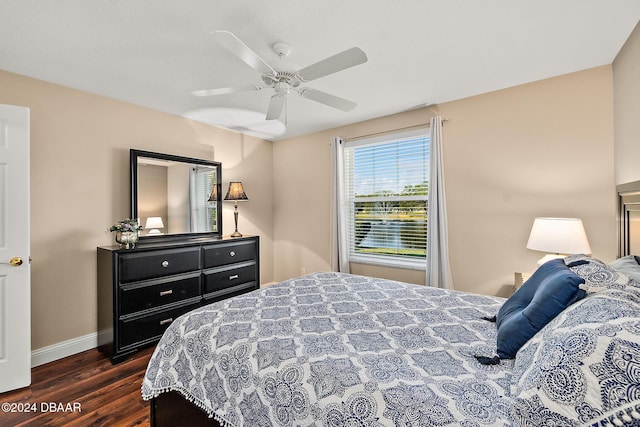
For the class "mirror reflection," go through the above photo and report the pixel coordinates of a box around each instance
[131,150,222,238]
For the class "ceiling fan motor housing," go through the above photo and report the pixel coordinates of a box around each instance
[261,70,302,90]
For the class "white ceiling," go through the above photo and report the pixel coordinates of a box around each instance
[1,1,639,141]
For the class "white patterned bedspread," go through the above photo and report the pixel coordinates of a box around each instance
[142,272,515,426]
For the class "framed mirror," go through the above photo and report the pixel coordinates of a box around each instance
[130,149,222,240]
[618,180,640,257]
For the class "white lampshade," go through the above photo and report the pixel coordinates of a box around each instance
[145,217,164,229]
[145,217,164,235]
[526,218,591,264]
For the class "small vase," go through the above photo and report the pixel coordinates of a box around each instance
[115,231,139,249]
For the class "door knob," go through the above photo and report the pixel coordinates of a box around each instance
[1,257,23,267]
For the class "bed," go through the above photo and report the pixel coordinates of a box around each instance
[142,182,640,426]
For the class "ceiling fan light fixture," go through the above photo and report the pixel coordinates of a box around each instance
[274,81,291,96]
[261,75,277,86]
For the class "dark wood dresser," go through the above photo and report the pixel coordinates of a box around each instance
[97,235,259,363]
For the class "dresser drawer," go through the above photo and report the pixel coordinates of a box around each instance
[203,240,256,268]
[204,262,256,294]
[203,281,257,304]
[119,247,201,283]
[119,272,201,315]
[118,301,200,349]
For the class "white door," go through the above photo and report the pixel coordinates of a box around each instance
[0,104,31,393]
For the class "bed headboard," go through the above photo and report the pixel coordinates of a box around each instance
[618,180,640,257]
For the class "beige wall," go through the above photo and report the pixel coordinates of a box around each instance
[0,70,274,350]
[0,57,625,351]
[273,66,617,297]
[613,21,640,185]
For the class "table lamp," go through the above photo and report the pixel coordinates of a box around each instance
[224,182,249,237]
[526,217,591,265]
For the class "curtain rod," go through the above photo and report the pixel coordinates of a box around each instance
[344,118,450,143]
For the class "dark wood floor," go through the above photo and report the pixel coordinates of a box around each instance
[0,346,154,427]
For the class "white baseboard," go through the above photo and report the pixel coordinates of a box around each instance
[31,332,97,367]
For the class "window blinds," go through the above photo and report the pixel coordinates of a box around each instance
[343,129,429,262]
[190,168,217,232]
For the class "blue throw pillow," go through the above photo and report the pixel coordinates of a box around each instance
[496,259,585,359]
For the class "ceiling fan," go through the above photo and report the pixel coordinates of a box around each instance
[193,31,368,121]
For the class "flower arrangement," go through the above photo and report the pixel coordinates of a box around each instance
[109,218,143,233]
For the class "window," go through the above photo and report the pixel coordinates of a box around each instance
[343,128,429,269]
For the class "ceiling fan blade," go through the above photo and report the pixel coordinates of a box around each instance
[298,47,368,81]
[192,84,262,97]
[299,88,357,112]
[265,95,285,120]
[212,30,276,76]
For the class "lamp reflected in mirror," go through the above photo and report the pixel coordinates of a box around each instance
[208,184,217,202]
[224,182,249,237]
[145,216,165,235]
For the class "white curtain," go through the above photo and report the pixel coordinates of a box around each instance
[330,137,350,273]
[426,116,454,289]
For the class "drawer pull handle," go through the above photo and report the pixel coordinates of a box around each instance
[159,290,173,296]
[229,274,239,280]
[161,260,169,268]
[229,251,236,257]
[159,318,173,325]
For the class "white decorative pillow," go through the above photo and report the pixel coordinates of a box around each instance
[510,288,640,426]
[564,254,640,294]
[610,255,640,282]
